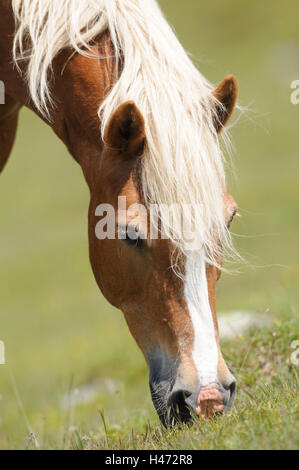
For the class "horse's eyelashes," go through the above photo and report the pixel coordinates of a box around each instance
[122,234,144,249]
[227,209,238,229]
[117,224,145,250]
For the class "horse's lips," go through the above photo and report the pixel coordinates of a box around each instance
[195,386,225,419]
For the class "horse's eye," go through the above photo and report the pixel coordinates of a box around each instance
[118,226,145,249]
[123,234,144,249]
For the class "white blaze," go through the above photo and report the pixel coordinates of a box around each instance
[184,253,218,386]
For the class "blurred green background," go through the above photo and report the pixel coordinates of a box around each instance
[0,0,298,448]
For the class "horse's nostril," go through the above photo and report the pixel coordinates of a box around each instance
[229,380,236,395]
[168,389,192,407]
[226,379,237,408]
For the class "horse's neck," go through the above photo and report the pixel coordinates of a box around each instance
[0,1,24,100]
[0,3,118,170]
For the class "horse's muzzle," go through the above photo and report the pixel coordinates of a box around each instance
[148,350,237,426]
[167,379,237,423]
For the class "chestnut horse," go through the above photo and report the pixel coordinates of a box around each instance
[0,0,240,426]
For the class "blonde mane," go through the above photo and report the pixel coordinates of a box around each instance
[12,0,236,266]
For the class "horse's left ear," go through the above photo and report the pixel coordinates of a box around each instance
[104,101,145,156]
[213,75,238,133]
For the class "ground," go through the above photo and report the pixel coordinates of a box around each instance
[0,0,298,450]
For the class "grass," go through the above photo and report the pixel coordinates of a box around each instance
[4,318,298,450]
[0,0,298,450]
[64,320,299,450]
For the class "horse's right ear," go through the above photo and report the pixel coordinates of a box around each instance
[104,101,145,157]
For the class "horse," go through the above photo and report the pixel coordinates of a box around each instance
[0,0,240,426]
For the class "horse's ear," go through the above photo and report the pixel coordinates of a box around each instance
[213,75,238,133]
[104,101,145,156]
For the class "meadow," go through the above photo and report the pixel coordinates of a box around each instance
[0,0,298,449]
